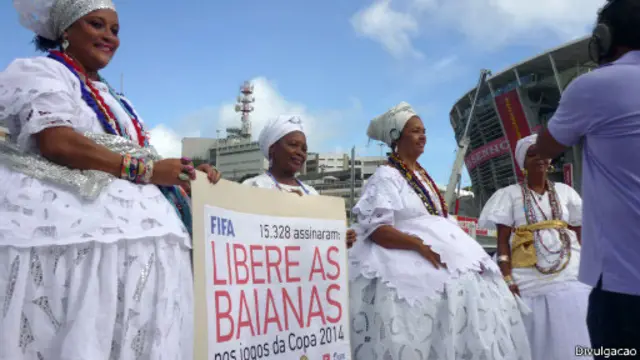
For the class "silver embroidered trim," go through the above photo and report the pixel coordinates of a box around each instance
[125,309,140,337]
[49,246,66,274]
[133,253,154,303]
[51,0,116,40]
[3,255,20,318]
[19,312,34,353]
[110,339,121,360]
[29,248,44,288]
[0,133,162,201]
[32,296,61,330]
[75,246,92,265]
[131,322,149,358]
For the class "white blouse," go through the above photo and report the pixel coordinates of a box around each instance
[0,57,189,248]
[479,183,583,296]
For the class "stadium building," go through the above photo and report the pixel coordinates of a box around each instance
[450,36,596,212]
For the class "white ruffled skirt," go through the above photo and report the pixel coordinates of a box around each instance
[521,281,592,360]
[349,272,532,360]
[348,213,532,359]
[0,167,193,360]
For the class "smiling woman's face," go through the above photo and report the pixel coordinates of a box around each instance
[396,116,427,156]
[64,9,120,73]
[270,131,308,175]
[524,144,551,175]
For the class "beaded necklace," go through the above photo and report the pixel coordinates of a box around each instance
[47,51,147,145]
[388,153,448,217]
[47,51,192,236]
[520,180,571,274]
[99,76,150,148]
[266,172,310,195]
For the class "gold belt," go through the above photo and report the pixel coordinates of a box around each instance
[511,220,568,268]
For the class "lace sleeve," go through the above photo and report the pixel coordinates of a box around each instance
[557,183,582,226]
[478,187,514,229]
[0,57,90,151]
[352,168,404,239]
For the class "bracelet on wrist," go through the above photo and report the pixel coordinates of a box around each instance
[497,255,510,263]
[120,155,154,184]
[503,275,515,286]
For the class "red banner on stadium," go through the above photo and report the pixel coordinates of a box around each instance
[464,126,541,172]
[563,163,573,187]
[465,137,510,171]
[494,89,532,180]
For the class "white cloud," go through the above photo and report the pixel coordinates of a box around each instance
[352,0,605,56]
[149,124,190,158]
[148,77,358,158]
[433,55,457,70]
[350,0,422,59]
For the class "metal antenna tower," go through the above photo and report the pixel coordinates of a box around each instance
[234,81,255,139]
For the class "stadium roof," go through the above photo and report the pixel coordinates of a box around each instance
[453,35,593,111]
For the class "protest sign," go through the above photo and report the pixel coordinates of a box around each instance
[192,176,351,360]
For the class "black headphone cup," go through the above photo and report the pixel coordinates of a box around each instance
[590,23,613,63]
[389,129,400,142]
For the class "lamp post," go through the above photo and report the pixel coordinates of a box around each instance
[215,129,221,168]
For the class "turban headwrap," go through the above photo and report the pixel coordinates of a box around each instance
[367,101,418,146]
[514,134,538,170]
[14,0,116,41]
[258,115,305,159]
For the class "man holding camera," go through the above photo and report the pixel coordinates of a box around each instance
[535,0,640,355]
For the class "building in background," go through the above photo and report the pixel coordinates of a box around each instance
[211,140,267,181]
[450,36,595,212]
[181,137,219,160]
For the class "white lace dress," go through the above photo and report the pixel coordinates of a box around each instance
[479,183,592,360]
[242,173,319,195]
[348,166,531,360]
[0,57,193,360]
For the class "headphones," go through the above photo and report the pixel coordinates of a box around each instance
[389,129,401,142]
[589,0,620,63]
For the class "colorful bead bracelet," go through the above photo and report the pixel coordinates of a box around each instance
[120,154,154,184]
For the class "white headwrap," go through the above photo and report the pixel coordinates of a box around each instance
[14,0,116,41]
[514,134,538,170]
[367,101,418,146]
[258,115,305,159]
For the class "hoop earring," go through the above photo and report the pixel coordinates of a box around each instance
[61,39,69,51]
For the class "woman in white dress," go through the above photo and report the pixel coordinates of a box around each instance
[478,134,591,360]
[349,102,531,360]
[0,1,219,358]
[242,115,357,247]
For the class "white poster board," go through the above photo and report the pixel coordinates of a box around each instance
[192,176,351,360]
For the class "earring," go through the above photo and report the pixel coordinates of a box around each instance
[61,39,69,51]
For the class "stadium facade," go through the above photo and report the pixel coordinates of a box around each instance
[450,36,595,211]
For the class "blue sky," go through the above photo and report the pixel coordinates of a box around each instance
[0,0,604,185]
